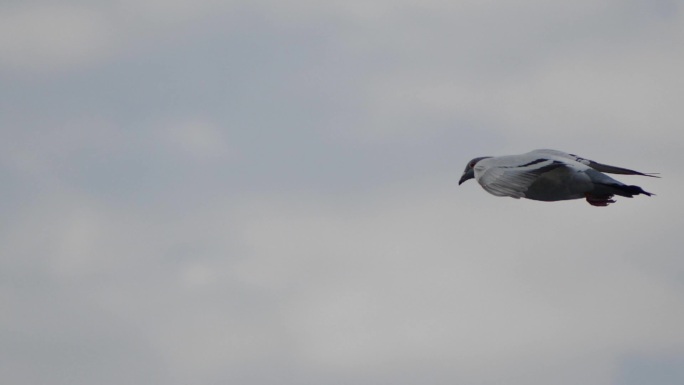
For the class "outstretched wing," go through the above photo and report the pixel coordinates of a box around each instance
[530,149,659,178]
[476,158,567,198]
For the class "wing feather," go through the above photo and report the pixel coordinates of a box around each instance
[476,159,566,198]
[529,149,659,178]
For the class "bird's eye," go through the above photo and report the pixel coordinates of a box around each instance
[469,162,476,168]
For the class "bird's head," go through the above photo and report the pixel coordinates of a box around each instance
[459,157,490,185]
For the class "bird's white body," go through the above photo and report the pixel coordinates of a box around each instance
[459,149,656,206]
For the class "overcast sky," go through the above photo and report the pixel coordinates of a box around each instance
[2,1,684,384]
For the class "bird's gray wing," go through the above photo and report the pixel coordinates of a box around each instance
[477,159,567,198]
[530,149,659,178]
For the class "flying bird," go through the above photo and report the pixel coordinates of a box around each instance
[459,149,658,206]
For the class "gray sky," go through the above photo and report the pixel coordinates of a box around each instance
[2,1,683,384]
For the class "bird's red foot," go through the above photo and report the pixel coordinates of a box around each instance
[585,193,616,207]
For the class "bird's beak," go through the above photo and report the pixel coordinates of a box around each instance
[459,170,474,185]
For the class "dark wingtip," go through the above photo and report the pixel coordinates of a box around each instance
[589,161,661,178]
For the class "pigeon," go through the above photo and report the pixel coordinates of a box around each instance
[458,149,658,206]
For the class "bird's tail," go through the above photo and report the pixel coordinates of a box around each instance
[599,183,654,198]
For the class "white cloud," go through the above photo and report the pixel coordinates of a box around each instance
[320,0,684,145]
[0,5,116,72]
[162,118,232,160]
[490,40,684,141]
[0,1,237,73]
[115,0,229,24]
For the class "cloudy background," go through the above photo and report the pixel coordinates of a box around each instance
[2,0,683,384]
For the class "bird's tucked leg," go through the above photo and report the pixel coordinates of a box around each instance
[585,193,616,207]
